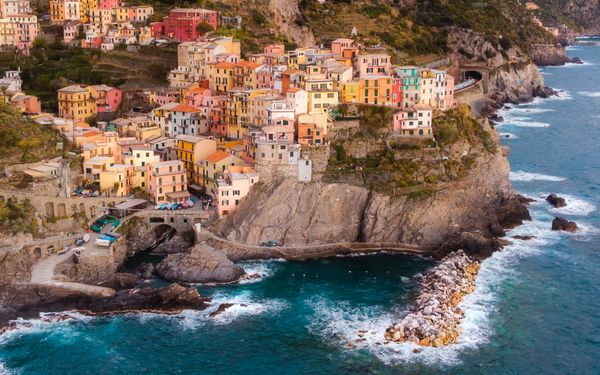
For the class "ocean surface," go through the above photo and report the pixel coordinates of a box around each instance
[2,45,600,374]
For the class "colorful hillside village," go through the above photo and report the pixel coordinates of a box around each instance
[1,2,464,218]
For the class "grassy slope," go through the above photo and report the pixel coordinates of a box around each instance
[0,103,62,164]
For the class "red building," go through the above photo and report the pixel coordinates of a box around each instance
[159,8,220,42]
[97,0,121,10]
[392,78,403,108]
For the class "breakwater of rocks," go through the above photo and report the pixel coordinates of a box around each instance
[384,250,480,347]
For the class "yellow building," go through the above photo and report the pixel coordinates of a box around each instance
[233,61,261,90]
[122,146,160,189]
[304,76,339,114]
[49,0,65,24]
[175,134,217,185]
[99,163,134,197]
[341,81,360,104]
[195,150,244,194]
[209,61,236,94]
[79,0,98,23]
[0,19,16,46]
[58,84,97,122]
[226,88,276,140]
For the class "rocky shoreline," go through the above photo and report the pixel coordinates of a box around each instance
[384,250,480,348]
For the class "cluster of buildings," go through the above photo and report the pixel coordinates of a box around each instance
[0,0,38,55]
[0,69,41,113]
[5,4,459,217]
[50,0,155,48]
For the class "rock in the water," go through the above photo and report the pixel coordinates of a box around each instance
[156,242,246,284]
[512,235,536,241]
[137,263,155,279]
[551,217,578,232]
[152,233,193,255]
[208,303,234,318]
[569,56,583,64]
[495,195,532,228]
[546,194,567,208]
[108,273,138,289]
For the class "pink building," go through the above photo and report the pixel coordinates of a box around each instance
[393,105,433,137]
[159,8,219,42]
[256,66,275,89]
[183,87,212,108]
[93,85,122,113]
[97,0,120,9]
[331,38,354,57]
[264,44,284,55]
[146,160,189,204]
[216,165,259,217]
[11,94,41,114]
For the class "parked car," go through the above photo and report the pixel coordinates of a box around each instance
[260,240,278,247]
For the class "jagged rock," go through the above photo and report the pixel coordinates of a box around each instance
[438,231,502,259]
[151,233,193,255]
[208,303,234,318]
[569,56,583,64]
[489,222,506,237]
[137,263,155,280]
[546,194,567,208]
[109,273,138,289]
[512,235,536,241]
[156,242,246,284]
[495,195,532,228]
[551,217,578,232]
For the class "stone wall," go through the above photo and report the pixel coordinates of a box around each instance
[0,191,127,221]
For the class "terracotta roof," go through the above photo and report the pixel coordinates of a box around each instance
[282,69,302,75]
[205,150,232,163]
[236,60,261,69]
[83,130,102,137]
[173,104,201,113]
[188,86,210,94]
[286,87,302,93]
[213,61,236,69]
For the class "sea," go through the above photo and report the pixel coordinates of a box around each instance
[1,44,600,374]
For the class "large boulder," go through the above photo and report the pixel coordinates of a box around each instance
[495,195,532,228]
[156,242,246,284]
[546,194,567,208]
[551,217,578,232]
[151,232,194,255]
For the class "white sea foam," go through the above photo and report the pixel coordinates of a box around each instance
[578,91,600,98]
[497,116,550,128]
[503,107,554,115]
[0,362,13,375]
[544,194,597,216]
[238,260,279,284]
[177,291,287,328]
[510,171,566,182]
[306,210,567,366]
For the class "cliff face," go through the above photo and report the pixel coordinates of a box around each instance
[534,0,600,34]
[214,131,517,251]
[448,28,555,104]
[529,44,569,66]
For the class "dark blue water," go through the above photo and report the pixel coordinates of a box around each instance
[2,45,600,374]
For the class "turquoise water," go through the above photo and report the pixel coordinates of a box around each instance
[2,44,600,373]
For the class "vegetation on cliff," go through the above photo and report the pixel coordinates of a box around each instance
[434,104,496,153]
[0,103,61,163]
[0,199,39,237]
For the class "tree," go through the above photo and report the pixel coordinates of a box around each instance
[196,22,213,35]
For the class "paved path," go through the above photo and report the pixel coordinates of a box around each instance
[30,248,115,297]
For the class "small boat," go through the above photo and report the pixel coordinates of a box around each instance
[95,239,111,247]
[83,233,90,243]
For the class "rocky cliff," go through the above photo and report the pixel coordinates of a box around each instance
[214,122,527,256]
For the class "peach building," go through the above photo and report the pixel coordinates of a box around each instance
[146,160,189,204]
[215,165,259,217]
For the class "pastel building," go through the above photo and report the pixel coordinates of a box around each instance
[195,150,244,193]
[215,165,259,217]
[175,134,217,185]
[392,105,433,138]
[146,160,189,204]
[157,8,219,42]
[58,84,97,122]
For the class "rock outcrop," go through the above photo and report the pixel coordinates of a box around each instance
[156,242,246,284]
[0,283,208,328]
[529,44,569,66]
[552,217,578,232]
[384,251,480,347]
[546,193,567,208]
[214,137,529,258]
